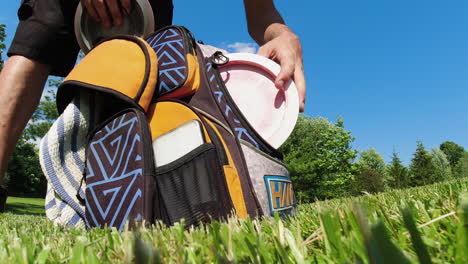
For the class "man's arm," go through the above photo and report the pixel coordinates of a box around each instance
[243,0,306,112]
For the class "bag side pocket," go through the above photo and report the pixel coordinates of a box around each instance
[84,108,156,230]
[240,141,297,217]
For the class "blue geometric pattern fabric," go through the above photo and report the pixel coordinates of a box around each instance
[146,28,187,94]
[205,61,260,149]
[85,112,145,231]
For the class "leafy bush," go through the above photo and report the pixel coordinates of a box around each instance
[352,167,385,194]
[280,115,357,201]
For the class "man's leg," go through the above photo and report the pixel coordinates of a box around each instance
[0,56,50,196]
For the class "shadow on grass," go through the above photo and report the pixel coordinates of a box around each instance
[6,203,45,216]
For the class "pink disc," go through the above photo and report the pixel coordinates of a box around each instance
[219,53,299,149]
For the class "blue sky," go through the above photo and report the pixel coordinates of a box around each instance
[1,0,468,165]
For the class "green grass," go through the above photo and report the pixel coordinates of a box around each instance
[0,180,467,263]
[5,197,45,215]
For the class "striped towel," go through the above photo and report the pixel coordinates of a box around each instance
[39,91,96,228]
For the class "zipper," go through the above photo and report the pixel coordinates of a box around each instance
[202,117,229,165]
[179,26,197,55]
[134,109,158,222]
[146,25,196,56]
[134,109,156,179]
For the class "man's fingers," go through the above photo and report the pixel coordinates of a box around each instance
[82,0,100,22]
[294,64,306,112]
[275,55,295,90]
[106,0,122,25]
[94,0,111,28]
[121,0,132,14]
[257,45,271,58]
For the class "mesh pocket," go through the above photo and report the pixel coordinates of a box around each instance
[156,143,232,226]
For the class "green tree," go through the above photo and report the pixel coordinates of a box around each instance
[353,167,385,194]
[431,147,452,182]
[0,24,6,71]
[5,137,46,196]
[440,141,465,169]
[385,150,409,189]
[358,149,385,175]
[280,115,357,202]
[24,88,59,141]
[355,149,386,193]
[409,141,436,187]
[453,152,468,179]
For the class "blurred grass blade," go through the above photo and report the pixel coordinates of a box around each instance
[455,194,468,264]
[355,204,410,264]
[134,235,154,264]
[70,237,87,264]
[320,212,346,262]
[369,222,411,264]
[86,247,100,264]
[401,207,433,264]
[34,246,50,264]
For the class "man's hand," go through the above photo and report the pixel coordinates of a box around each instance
[243,0,306,112]
[81,0,132,28]
[257,26,306,112]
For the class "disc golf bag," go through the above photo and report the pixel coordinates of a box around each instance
[40,26,296,231]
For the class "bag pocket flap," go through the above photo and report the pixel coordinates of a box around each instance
[145,26,200,100]
[57,36,158,114]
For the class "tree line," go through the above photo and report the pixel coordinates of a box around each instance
[280,114,468,202]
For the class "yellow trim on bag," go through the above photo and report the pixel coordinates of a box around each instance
[147,102,210,142]
[203,118,248,219]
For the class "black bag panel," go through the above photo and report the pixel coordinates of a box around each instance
[188,47,230,125]
[204,119,261,217]
[155,143,233,226]
[84,108,156,230]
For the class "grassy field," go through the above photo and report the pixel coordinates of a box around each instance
[0,180,467,263]
[5,196,45,215]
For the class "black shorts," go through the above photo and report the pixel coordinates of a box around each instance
[7,0,173,77]
[7,0,81,77]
